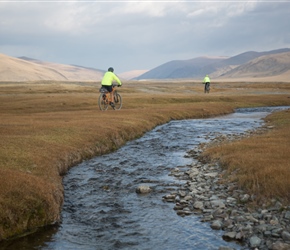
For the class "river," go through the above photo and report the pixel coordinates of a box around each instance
[1,106,289,250]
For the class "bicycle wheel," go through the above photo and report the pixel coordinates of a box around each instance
[207,85,210,93]
[98,93,109,111]
[205,83,210,93]
[113,93,122,110]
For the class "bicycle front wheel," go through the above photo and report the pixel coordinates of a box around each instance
[113,93,122,110]
[98,93,109,111]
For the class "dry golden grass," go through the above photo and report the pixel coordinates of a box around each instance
[0,80,290,240]
[201,109,290,204]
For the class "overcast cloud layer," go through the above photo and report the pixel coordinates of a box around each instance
[1,0,290,73]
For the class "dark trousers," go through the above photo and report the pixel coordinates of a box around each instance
[102,85,113,93]
[204,82,210,93]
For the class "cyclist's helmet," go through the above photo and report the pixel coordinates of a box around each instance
[108,67,114,72]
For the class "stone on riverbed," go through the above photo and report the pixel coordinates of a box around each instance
[249,235,262,248]
[136,185,152,194]
[164,130,290,249]
[211,220,223,230]
[218,247,235,250]
[271,241,290,250]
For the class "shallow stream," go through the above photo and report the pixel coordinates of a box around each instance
[1,106,289,250]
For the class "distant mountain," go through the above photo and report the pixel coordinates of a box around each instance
[0,54,105,82]
[18,56,43,64]
[118,70,148,80]
[136,48,290,80]
[1,48,290,82]
[219,51,290,78]
[135,57,227,80]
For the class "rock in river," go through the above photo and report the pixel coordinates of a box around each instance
[136,185,152,194]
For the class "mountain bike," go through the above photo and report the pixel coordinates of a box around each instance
[204,82,210,93]
[98,84,122,111]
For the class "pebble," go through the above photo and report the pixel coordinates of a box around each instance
[162,130,290,250]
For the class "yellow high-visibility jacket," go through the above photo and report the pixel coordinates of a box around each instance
[101,71,122,86]
[203,75,211,84]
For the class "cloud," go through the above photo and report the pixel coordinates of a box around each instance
[0,1,289,73]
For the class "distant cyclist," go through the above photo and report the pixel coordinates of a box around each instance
[203,74,211,93]
[101,67,122,107]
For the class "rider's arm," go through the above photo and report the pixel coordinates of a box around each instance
[113,74,122,86]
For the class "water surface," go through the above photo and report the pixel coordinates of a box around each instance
[1,106,288,250]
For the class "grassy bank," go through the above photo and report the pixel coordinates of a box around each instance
[201,108,290,204]
[0,81,290,240]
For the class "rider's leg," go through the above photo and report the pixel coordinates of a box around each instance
[205,82,210,93]
[110,91,113,103]
[102,85,114,104]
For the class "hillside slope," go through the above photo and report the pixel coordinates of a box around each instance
[136,48,290,80]
[1,48,290,82]
[218,51,290,79]
[118,70,148,80]
[135,57,227,80]
[0,54,104,82]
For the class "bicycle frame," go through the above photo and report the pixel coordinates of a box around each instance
[98,84,122,111]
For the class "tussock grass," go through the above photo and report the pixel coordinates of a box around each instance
[0,80,290,240]
[202,109,290,204]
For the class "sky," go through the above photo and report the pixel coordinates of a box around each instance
[1,0,290,73]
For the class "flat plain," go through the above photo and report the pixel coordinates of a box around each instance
[0,80,290,240]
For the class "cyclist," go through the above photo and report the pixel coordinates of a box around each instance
[203,74,211,93]
[101,67,122,107]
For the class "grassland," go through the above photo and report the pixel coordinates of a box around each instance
[0,80,290,240]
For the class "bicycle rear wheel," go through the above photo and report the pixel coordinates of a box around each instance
[98,93,109,111]
[113,93,122,110]
[205,83,210,93]
[206,85,210,93]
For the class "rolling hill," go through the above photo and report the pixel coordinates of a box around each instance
[135,56,227,80]
[0,54,105,82]
[1,48,290,82]
[219,51,290,78]
[118,70,148,80]
[135,48,290,80]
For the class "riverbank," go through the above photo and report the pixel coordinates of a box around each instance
[164,110,290,249]
[0,81,290,241]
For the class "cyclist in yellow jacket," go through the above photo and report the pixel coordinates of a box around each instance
[203,74,211,93]
[101,67,122,107]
